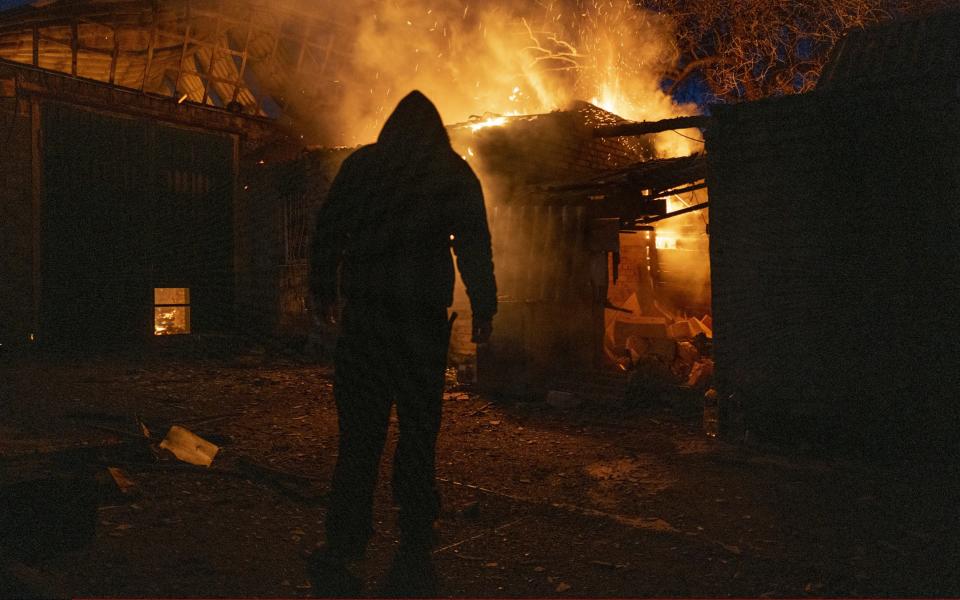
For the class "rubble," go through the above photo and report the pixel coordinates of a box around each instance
[612,308,714,412]
[614,316,668,341]
[686,360,715,389]
[106,467,138,497]
[647,338,677,362]
[668,317,713,340]
[158,426,219,467]
[676,341,700,365]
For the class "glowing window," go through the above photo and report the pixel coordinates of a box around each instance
[154,288,191,335]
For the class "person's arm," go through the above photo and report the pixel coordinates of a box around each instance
[309,154,358,324]
[450,161,497,342]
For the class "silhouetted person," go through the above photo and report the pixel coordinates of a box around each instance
[308,90,497,596]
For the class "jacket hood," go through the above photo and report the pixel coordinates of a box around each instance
[377,90,451,152]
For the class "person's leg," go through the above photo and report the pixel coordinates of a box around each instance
[325,307,393,558]
[391,306,449,548]
[310,306,394,596]
[381,306,449,597]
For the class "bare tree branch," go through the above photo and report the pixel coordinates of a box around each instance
[644,0,956,102]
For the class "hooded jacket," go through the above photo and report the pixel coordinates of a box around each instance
[310,91,497,320]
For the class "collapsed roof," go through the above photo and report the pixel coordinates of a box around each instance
[0,0,347,118]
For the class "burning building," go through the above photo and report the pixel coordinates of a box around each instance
[0,0,709,357]
[247,103,711,396]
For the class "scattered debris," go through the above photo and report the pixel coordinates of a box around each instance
[668,317,712,340]
[617,316,668,340]
[676,341,700,365]
[556,582,572,592]
[179,411,245,427]
[720,543,742,555]
[158,426,219,467]
[686,359,715,389]
[454,554,485,562]
[471,402,493,416]
[106,467,137,497]
[135,415,151,439]
[445,367,459,388]
[692,332,713,357]
[615,516,678,534]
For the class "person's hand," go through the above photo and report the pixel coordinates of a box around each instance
[472,317,493,344]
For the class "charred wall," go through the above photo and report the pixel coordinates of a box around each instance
[706,79,960,452]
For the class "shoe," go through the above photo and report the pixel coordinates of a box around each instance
[306,546,363,597]
[379,546,437,598]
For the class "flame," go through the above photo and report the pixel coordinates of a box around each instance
[301,0,701,156]
[155,309,179,335]
[470,116,507,132]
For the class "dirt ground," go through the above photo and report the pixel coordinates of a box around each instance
[1,347,958,598]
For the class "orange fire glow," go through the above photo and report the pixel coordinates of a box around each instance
[655,236,677,250]
[308,0,702,157]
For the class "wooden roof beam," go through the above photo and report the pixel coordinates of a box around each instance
[592,115,712,138]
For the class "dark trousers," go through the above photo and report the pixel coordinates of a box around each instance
[325,301,450,555]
